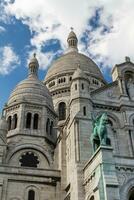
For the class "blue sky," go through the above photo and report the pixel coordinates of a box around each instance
[0,0,134,113]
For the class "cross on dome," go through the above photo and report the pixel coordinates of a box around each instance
[70,27,74,31]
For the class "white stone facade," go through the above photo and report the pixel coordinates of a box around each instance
[0,31,134,200]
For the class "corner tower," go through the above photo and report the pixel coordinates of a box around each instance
[0,54,61,200]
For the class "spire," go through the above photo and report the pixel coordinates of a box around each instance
[28,53,39,77]
[67,28,78,52]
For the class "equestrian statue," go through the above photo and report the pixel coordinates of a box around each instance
[91,113,110,152]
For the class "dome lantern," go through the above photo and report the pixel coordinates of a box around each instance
[28,53,39,77]
[67,28,78,52]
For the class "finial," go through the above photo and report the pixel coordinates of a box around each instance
[125,56,130,62]
[33,53,36,58]
[70,27,74,31]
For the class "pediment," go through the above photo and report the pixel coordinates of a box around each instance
[91,82,119,102]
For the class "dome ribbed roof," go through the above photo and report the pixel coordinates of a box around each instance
[67,30,77,40]
[45,51,104,81]
[8,74,53,108]
[8,54,53,108]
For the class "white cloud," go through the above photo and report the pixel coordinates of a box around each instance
[2,0,134,70]
[0,26,6,33]
[0,45,20,75]
[27,49,62,71]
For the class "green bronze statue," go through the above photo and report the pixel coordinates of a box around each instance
[91,113,110,152]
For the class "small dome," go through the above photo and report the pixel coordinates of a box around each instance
[8,54,54,109]
[67,30,78,41]
[8,76,53,108]
[67,29,78,52]
[29,53,39,67]
[72,65,88,80]
[0,116,8,131]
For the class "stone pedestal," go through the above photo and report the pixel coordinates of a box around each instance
[83,146,120,200]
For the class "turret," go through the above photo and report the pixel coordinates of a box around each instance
[112,57,134,99]
[70,64,92,119]
[28,53,39,77]
[67,28,78,52]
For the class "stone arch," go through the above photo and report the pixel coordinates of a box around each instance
[24,185,40,200]
[12,113,18,129]
[87,195,95,200]
[90,196,94,200]
[6,144,51,167]
[96,111,120,128]
[58,102,66,120]
[55,99,69,118]
[128,113,134,126]
[128,187,134,200]
[26,112,32,129]
[7,116,12,131]
[46,118,50,134]
[120,178,134,200]
[95,111,120,153]
[50,121,53,135]
[123,69,134,97]
[122,68,134,77]
[33,113,39,129]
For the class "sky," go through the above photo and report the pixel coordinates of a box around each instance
[0,0,134,112]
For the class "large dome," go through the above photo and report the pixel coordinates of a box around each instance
[45,51,104,82]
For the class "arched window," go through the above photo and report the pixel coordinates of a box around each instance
[46,118,50,134]
[26,113,32,129]
[50,121,53,135]
[13,114,17,129]
[83,106,86,116]
[90,196,94,200]
[33,114,39,129]
[108,119,113,127]
[19,152,39,168]
[59,102,66,120]
[129,187,134,200]
[28,190,35,200]
[7,116,12,131]
[82,83,84,90]
[75,84,77,90]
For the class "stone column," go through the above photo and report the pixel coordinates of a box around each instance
[18,104,25,130]
[83,146,120,200]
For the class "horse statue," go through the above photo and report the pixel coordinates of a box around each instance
[91,113,110,152]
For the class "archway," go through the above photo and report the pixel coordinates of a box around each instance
[128,187,134,200]
[58,102,66,120]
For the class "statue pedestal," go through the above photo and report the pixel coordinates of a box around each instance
[83,146,120,200]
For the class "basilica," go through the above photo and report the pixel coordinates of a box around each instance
[0,30,134,200]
